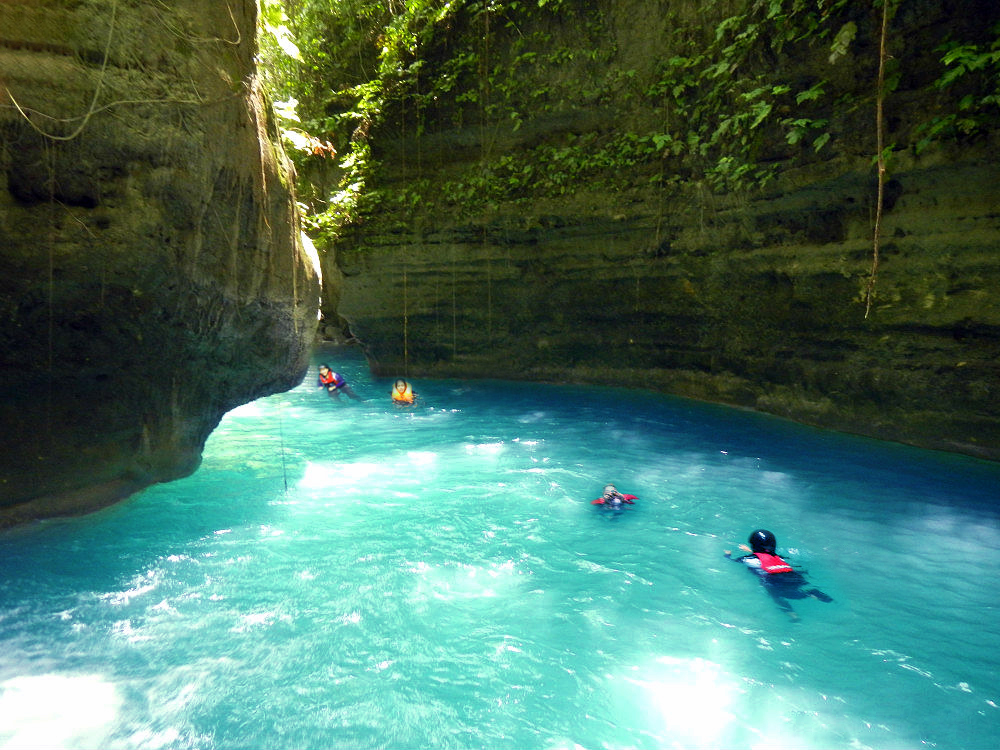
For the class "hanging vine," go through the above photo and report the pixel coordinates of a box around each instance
[264,0,1000,272]
[865,0,895,319]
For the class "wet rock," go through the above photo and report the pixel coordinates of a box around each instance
[0,1,321,527]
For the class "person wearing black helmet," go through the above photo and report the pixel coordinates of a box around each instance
[725,529,832,619]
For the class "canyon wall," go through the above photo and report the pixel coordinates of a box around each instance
[0,0,321,527]
[327,0,1000,460]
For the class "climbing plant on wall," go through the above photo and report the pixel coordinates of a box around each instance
[256,0,1000,260]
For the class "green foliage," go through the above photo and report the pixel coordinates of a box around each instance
[828,21,857,64]
[915,23,1000,153]
[642,0,859,192]
[258,0,302,103]
[255,0,1000,245]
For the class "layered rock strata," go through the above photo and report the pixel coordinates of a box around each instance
[0,0,321,527]
[339,150,1000,460]
[331,0,1000,461]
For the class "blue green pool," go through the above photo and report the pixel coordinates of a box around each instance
[1,346,998,749]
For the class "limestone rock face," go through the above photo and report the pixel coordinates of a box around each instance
[339,154,1000,460]
[332,0,1000,461]
[0,0,321,526]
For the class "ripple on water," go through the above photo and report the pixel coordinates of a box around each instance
[1,352,999,749]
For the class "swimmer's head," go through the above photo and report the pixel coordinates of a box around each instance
[603,484,617,498]
[319,364,330,372]
[394,379,408,390]
[748,529,777,554]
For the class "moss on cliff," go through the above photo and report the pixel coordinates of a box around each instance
[0,0,321,526]
[286,0,1000,460]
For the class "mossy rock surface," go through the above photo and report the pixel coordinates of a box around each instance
[0,0,321,526]
[322,0,1000,461]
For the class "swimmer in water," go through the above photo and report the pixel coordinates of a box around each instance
[725,529,832,620]
[391,378,415,404]
[317,365,361,401]
[591,484,637,511]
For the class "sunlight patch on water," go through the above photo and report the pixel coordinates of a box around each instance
[464,441,507,455]
[299,450,446,493]
[231,611,293,633]
[624,656,736,747]
[299,461,382,489]
[103,572,160,607]
[408,559,525,603]
[406,450,439,466]
[225,401,264,418]
[0,674,120,749]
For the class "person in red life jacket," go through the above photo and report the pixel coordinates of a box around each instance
[591,484,637,511]
[317,364,360,401]
[725,529,832,619]
[391,378,415,404]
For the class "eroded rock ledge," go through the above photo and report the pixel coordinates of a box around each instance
[0,0,321,527]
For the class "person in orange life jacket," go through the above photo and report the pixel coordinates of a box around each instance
[391,378,415,404]
[317,364,360,400]
[591,484,637,510]
[725,529,832,618]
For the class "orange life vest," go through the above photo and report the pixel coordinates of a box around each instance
[392,382,414,403]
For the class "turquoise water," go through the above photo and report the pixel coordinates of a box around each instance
[2,346,999,750]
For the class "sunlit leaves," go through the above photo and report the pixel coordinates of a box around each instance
[828,21,857,64]
[795,82,825,104]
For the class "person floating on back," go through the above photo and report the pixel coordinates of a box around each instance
[318,364,361,401]
[591,483,637,511]
[725,529,832,620]
[391,378,415,404]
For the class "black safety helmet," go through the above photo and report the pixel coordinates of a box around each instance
[748,529,777,554]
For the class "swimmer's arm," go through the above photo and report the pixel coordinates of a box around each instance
[723,545,756,565]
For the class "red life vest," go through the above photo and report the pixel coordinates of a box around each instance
[319,371,335,385]
[753,552,794,574]
[591,493,637,505]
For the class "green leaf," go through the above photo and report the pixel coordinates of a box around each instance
[749,101,773,129]
[941,44,978,66]
[651,134,673,151]
[936,65,967,88]
[828,21,857,64]
[796,82,825,104]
